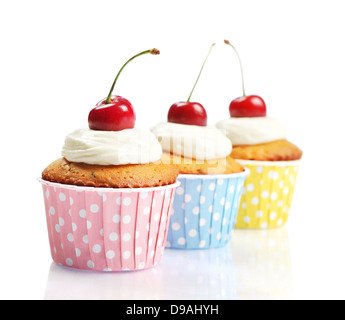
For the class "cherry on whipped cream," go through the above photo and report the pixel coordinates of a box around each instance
[168,101,207,127]
[89,95,136,132]
[88,48,160,131]
[224,40,267,118]
[167,44,215,127]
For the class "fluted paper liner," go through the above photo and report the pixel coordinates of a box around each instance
[39,179,178,271]
[166,169,249,249]
[235,160,300,229]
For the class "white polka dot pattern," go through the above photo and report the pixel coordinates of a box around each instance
[40,180,177,271]
[235,161,300,229]
[166,170,249,249]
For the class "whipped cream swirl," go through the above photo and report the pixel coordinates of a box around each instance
[151,122,232,160]
[216,117,287,145]
[62,128,162,165]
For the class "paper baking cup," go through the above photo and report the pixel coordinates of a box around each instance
[235,160,300,229]
[39,179,179,272]
[166,169,249,249]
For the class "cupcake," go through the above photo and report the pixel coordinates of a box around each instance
[39,48,179,271]
[215,40,302,229]
[151,44,249,249]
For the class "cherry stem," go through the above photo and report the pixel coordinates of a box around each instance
[187,43,215,103]
[105,48,160,104]
[224,40,246,96]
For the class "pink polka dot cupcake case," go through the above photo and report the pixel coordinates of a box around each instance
[40,179,178,271]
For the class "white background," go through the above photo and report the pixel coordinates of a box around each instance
[1,0,345,300]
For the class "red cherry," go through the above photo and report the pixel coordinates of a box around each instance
[167,44,215,127]
[168,102,207,126]
[88,95,136,131]
[224,40,267,118]
[88,48,160,131]
[230,95,266,117]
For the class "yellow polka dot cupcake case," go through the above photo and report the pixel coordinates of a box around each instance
[235,160,300,228]
[216,40,303,229]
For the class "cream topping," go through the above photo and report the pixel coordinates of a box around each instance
[62,128,162,165]
[215,117,287,145]
[151,122,232,160]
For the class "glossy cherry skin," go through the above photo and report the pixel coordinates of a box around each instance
[230,95,267,117]
[168,102,207,126]
[88,95,136,131]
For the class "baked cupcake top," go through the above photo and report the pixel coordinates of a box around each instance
[230,139,303,161]
[42,157,178,188]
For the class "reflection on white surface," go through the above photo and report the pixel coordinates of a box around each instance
[231,227,292,299]
[44,247,236,300]
[44,227,292,300]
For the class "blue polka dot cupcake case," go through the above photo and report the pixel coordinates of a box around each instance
[166,169,249,249]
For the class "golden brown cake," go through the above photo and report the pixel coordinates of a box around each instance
[42,157,179,188]
[159,152,244,175]
[230,139,303,161]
